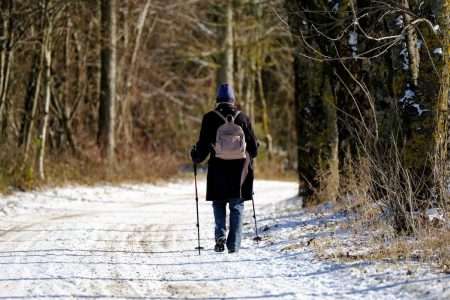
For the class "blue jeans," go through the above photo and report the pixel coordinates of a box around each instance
[212,198,244,252]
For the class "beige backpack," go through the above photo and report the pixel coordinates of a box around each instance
[212,110,247,160]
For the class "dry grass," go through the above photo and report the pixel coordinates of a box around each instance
[46,152,180,187]
[0,145,181,193]
[0,142,297,194]
[254,149,297,181]
[301,155,450,272]
[415,227,450,272]
[309,215,450,272]
[344,227,448,270]
[310,199,450,272]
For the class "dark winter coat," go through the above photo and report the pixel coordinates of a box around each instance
[192,103,258,201]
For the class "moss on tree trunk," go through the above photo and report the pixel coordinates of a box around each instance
[286,0,339,205]
[400,1,449,206]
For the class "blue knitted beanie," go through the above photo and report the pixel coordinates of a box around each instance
[216,83,235,103]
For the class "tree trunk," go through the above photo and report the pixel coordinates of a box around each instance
[38,13,53,180]
[0,0,14,140]
[435,0,449,206]
[98,0,117,164]
[403,0,420,87]
[249,58,256,125]
[119,0,152,152]
[255,1,273,157]
[285,0,340,205]
[235,47,244,101]
[400,0,449,207]
[244,69,254,122]
[295,54,339,206]
[20,45,44,160]
[19,20,46,162]
[257,68,273,156]
[217,0,234,85]
[444,1,450,157]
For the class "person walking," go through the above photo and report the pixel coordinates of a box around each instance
[191,83,258,254]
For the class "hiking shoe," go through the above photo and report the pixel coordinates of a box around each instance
[214,239,225,252]
[228,249,237,254]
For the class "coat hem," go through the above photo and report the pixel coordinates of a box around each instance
[206,198,252,202]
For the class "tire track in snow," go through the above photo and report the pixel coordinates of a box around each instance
[0,216,86,296]
[1,181,443,299]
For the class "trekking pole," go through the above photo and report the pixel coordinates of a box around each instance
[251,198,262,243]
[193,163,204,255]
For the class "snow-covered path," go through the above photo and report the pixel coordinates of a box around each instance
[0,180,448,299]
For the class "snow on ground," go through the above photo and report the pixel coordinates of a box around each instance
[0,179,449,299]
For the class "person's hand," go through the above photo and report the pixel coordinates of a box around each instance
[190,145,198,163]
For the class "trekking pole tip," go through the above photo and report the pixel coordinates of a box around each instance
[253,236,262,242]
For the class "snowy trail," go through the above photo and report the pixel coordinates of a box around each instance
[0,180,448,299]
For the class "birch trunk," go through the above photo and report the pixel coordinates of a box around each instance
[120,0,152,150]
[38,18,53,180]
[403,0,420,86]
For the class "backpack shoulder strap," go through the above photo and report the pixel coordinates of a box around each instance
[212,110,227,122]
[213,109,241,123]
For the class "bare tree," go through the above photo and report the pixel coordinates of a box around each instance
[118,0,154,152]
[37,12,53,180]
[0,0,15,140]
[0,0,295,188]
